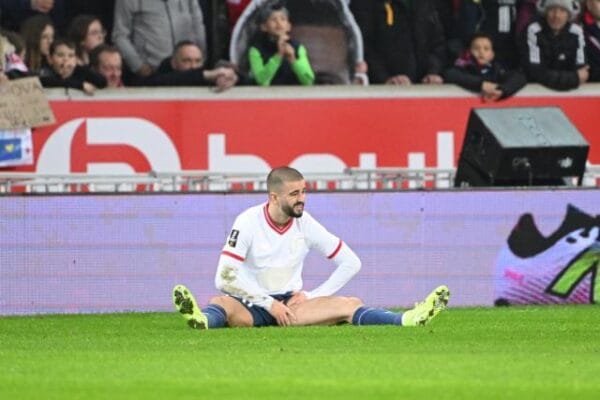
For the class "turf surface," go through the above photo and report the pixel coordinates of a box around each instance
[1,306,599,400]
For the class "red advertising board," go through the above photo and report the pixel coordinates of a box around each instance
[6,89,600,175]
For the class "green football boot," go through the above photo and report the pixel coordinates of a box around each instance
[173,284,209,330]
[401,285,450,326]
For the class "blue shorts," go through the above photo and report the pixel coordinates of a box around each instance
[231,292,294,327]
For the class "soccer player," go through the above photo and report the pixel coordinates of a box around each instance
[173,167,450,329]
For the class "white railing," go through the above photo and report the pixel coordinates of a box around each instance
[1,166,599,194]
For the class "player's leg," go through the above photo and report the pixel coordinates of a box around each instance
[173,285,254,329]
[289,296,364,326]
[289,296,405,326]
[352,285,450,326]
[208,295,254,327]
[290,285,450,327]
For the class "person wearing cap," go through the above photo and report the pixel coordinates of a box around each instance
[247,1,315,86]
[519,0,589,90]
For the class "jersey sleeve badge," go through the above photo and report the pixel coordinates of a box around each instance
[228,229,240,247]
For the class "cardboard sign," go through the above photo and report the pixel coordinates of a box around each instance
[0,77,56,129]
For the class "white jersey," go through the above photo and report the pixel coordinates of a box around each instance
[215,203,361,311]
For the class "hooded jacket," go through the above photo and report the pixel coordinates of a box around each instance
[112,0,207,72]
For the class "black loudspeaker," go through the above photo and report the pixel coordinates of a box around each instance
[454,107,590,187]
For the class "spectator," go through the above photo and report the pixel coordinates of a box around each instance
[519,0,588,90]
[444,32,526,101]
[140,40,238,91]
[350,0,447,85]
[0,0,65,34]
[248,2,315,86]
[20,13,54,74]
[457,0,522,69]
[112,0,207,78]
[582,0,600,81]
[0,29,29,78]
[1,28,25,58]
[39,38,106,94]
[67,14,106,66]
[89,43,123,88]
[64,0,115,41]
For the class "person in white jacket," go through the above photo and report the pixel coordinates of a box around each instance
[112,0,206,77]
[173,166,450,329]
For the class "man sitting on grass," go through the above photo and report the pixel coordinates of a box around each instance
[173,166,450,329]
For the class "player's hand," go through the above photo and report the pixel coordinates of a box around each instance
[287,291,307,308]
[269,300,296,326]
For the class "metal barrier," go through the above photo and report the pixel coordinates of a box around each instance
[1,166,599,194]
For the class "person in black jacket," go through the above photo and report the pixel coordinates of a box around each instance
[39,38,106,94]
[139,40,238,91]
[444,32,526,101]
[519,0,588,90]
[457,0,523,69]
[350,0,447,85]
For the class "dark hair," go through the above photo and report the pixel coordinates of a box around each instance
[173,40,200,56]
[49,38,76,55]
[20,14,54,72]
[89,44,120,68]
[67,14,102,60]
[469,32,494,47]
[258,1,289,24]
[267,166,304,192]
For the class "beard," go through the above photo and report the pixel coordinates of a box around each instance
[282,202,304,218]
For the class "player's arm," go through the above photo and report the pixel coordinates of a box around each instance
[215,215,277,312]
[301,213,362,299]
[305,241,361,299]
[214,253,274,311]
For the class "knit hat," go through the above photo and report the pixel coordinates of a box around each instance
[537,0,581,19]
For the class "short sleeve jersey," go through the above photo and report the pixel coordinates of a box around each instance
[221,203,342,294]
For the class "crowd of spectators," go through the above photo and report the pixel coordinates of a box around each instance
[1,0,599,101]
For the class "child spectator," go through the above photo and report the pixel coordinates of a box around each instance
[67,14,106,66]
[20,14,54,74]
[457,0,521,69]
[444,32,526,101]
[248,2,314,86]
[519,0,588,90]
[39,38,106,94]
[582,0,600,81]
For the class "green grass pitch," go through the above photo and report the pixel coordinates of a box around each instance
[1,306,599,400]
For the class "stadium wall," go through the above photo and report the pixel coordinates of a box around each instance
[6,84,600,175]
[1,189,598,316]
